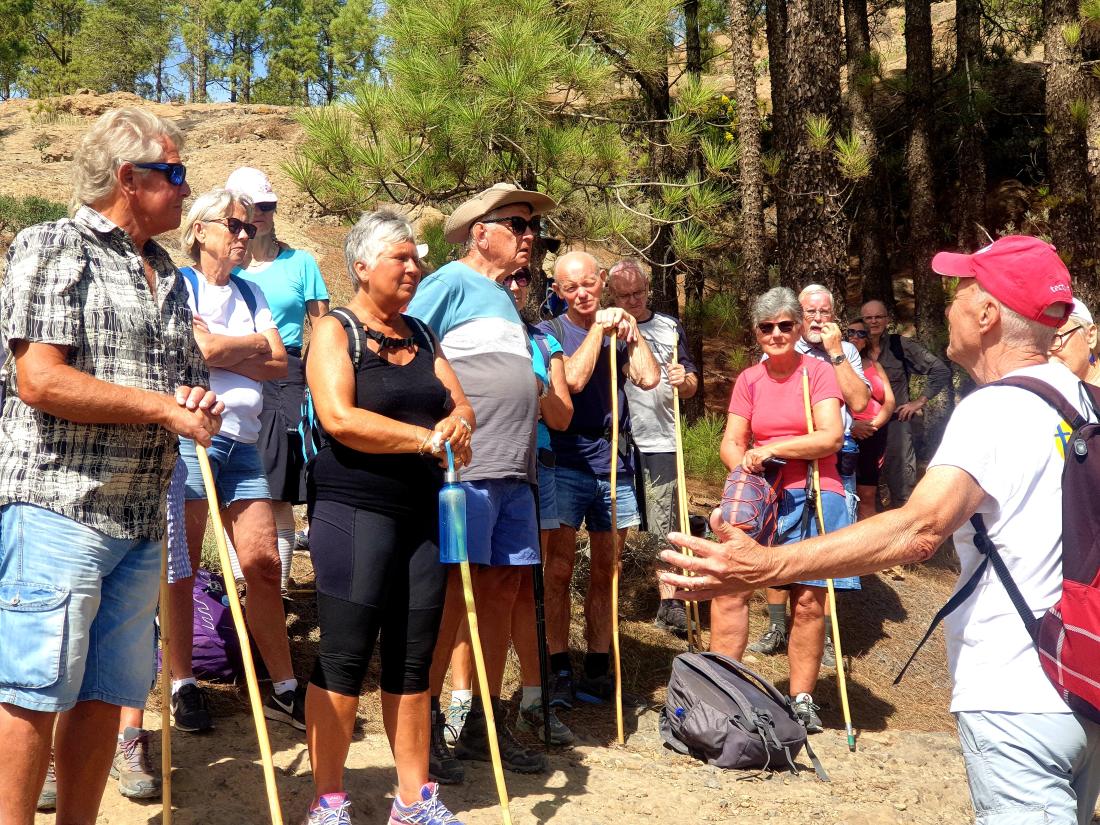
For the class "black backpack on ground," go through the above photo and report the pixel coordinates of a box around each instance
[660,651,828,780]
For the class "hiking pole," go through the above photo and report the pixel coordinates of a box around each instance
[159,535,172,824]
[671,383,701,652]
[609,331,625,745]
[800,369,857,753]
[442,443,513,825]
[528,482,552,749]
[195,444,284,825]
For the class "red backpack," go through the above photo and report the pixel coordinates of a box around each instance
[897,376,1100,722]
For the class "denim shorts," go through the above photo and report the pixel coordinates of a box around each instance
[463,479,540,566]
[537,458,559,531]
[956,710,1100,825]
[775,487,860,590]
[180,435,271,505]
[0,503,160,712]
[555,465,641,532]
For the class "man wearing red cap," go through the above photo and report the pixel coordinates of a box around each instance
[660,236,1100,824]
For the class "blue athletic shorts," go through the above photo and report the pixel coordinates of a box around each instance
[462,479,540,566]
[537,458,559,531]
[0,503,160,712]
[555,465,641,532]
[180,435,271,505]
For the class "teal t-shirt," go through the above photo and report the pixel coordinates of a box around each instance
[530,328,563,450]
[234,248,329,350]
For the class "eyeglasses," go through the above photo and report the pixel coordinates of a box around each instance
[801,307,833,318]
[1051,325,1084,351]
[206,217,257,239]
[846,329,869,339]
[480,215,542,236]
[255,202,277,213]
[861,314,888,322]
[129,161,187,186]
[614,289,647,304]
[757,320,796,335]
[504,271,531,288]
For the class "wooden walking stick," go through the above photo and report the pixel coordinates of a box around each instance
[671,384,701,651]
[159,536,172,824]
[800,368,856,752]
[195,445,285,824]
[609,331,625,745]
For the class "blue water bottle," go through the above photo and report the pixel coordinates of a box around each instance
[439,443,467,564]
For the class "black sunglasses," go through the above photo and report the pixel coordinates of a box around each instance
[480,215,542,236]
[846,329,868,339]
[207,217,257,239]
[504,270,531,288]
[130,161,187,186]
[255,202,277,213]
[757,320,796,335]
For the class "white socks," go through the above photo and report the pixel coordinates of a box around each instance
[449,689,472,706]
[273,678,298,695]
[171,677,197,695]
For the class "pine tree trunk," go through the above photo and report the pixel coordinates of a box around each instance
[766,0,848,302]
[197,49,208,103]
[905,0,942,347]
[955,0,988,251]
[844,0,891,307]
[729,0,767,299]
[1044,0,1094,280]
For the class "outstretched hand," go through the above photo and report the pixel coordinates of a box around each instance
[657,508,769,600]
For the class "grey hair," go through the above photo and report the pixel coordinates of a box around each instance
[345,209,417,288]
[798,283,834,307]
[752,287,803,328]
[71,107,184,214]
[608,258,648,287]
[974,284,1058,352]
[179,188,254,263]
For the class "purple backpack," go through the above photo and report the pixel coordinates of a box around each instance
[192,568,244,683]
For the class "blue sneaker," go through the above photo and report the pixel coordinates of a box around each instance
[305,792,352,825]
[388,783,464,824]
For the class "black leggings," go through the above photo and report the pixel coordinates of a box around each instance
[855,423,891,487]
[308,499,446,696]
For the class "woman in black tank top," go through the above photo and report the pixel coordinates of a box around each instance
[302,210,474,824]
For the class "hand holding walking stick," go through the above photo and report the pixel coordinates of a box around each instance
[195,444,285,824]
[609,332,625,745]
[800,368,856,752]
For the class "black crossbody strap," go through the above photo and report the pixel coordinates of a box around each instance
[970,513,1040,638]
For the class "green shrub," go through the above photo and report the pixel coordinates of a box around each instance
[0,195,68,248]
[681,412,728,486]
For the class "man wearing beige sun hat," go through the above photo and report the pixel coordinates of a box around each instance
[407,183,565,779]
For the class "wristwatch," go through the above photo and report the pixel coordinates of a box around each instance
[830,353,845,365]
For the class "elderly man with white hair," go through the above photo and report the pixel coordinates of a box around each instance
[662,236,1100,824]
[1050,298,1100,387]
[0,108,222,824]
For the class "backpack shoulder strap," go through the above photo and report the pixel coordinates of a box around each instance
[404,315,436,357]
[228,273,259,325]
[327,307,367,369]
[991,375,1088,429]
[179,265,199,301]
[888,332,907,377]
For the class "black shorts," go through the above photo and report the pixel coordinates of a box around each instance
[855,423,890,487]
[307,499,446,695]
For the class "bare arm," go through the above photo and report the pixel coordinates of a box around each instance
[740,397,844,473]
[625,322,661,389]
[306,299,330,325]
[672,368,699,399]
[430,347,476,467]
[821,323,870,413]
[230,328,288,381]
[563,322,606,393]
[720,413,750,471]
[13,341,223,445]
[191,320,274,369]
[872,362,896,429]
[658,465,987,598]
[540,352,573,431]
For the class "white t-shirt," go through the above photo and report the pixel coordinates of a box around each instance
[929,361,1090,714]
[182,270,277,443]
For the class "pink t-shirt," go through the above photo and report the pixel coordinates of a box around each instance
[727,354,845,495]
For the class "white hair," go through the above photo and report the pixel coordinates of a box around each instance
[71,107,184,214]
[345,209,417,288]
[179,188,254,263]
[608,258,648,287]
[974,284,1058,351]
[752,287,803,327]
[798,283,834,307]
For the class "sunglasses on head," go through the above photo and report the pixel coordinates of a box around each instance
[255,202,277,213]
[846,328,868,339]
[504,270,531,288]
[207,217,257,239]
[480,215,542,236]
[130,161,187,186]
[757,320,796,335]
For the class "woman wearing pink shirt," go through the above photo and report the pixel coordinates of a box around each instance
[711,286,854,733]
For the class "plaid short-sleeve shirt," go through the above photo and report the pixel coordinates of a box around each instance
[0,206,208,540]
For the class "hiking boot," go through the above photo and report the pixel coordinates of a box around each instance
[110,727,161,799]
[454,699,548,774]
[549,670,574,710]
[304,792,352,825]
[748,623,787,655]
[821,632,836,669]
[171,683,214,733]
[429,708,465,785]
[516,701,575,746]
[389,782,464,824]
[264,686,306,731]
[36,751,57,811]
[654,600,689,638]
[444,698,472,746]
[575,672,644,707]
[792,693,823,734]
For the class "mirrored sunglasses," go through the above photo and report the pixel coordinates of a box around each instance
[130,161,187,186]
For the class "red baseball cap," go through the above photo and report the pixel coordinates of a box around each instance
[930,235,1073,328]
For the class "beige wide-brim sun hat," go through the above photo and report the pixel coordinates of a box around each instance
[443,183,558,244]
